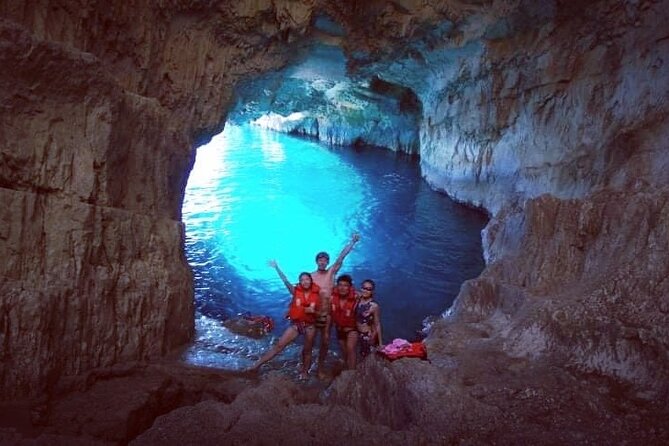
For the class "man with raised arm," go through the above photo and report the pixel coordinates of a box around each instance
[311,233,360,378]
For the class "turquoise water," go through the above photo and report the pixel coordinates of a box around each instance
[181,124,488,371]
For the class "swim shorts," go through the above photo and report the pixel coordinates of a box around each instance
[336,327,357,341]
[314,313,328,329]
[292,321,307,335]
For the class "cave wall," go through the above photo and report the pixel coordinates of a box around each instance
[324,0,669,406]
[416,0,669,212]
[233,0,669,212]
[328,0,668,213]
[0,0,314,397]
[451,188,669,391]
[229,44,423,153]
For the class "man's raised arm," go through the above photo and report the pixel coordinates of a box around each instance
[330,233,360,274]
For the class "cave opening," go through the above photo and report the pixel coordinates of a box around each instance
[180,122,488,372]
[178,13,488,372]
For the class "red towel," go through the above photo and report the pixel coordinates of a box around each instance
[378,341,427,361]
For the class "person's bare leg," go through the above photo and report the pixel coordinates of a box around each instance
[346,330,359,369]
[300,326,316,378]
[250,326,298,370]
[317,317,331,378]
[337,335,348,367]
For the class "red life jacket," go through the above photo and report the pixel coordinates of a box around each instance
[288,283,320,324]
[331,288,358,329]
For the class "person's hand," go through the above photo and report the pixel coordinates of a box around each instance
[268,259,278,268]
[351,233,360,243]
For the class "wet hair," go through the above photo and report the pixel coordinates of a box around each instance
[315,251,330,262]
[298,272,313,281]
[336,274,353,285]
[361,279,375,290]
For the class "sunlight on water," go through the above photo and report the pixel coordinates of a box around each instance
[183,126,369,284]
[181,124,488,372]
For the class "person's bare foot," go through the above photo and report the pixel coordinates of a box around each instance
[298,372,309,381]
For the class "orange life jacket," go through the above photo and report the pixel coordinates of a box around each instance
[331,288,358,329]
[288,283,320,324]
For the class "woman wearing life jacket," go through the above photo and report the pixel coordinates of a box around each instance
[330,274,359,369]
[356,279,383,358]
[250,260,320,379]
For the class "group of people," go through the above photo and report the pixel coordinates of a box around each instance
[249,233,383,379]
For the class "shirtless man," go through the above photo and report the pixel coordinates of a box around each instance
[311,233,360,377]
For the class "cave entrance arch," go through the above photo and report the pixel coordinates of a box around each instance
[178,14,486,370]
[180,121,488,371]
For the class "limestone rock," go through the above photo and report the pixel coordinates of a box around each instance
[0,0,314,396]
[417,0,669,212]
[465,187,669,394]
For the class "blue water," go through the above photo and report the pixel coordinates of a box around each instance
[181,124,488,370]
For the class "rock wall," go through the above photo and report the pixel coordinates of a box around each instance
[418,0,669,213]
[0,0,315,397]
[0,17,195,397]
[455,187,669,392]
[325,1,669,417]
[415,1,669,414]
[230,45,422,153]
